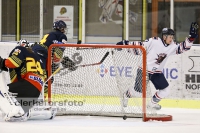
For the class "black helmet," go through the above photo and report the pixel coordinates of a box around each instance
[53,20,67,31]
[161,28,175,37]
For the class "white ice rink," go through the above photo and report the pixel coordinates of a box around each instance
[1,108,200,133]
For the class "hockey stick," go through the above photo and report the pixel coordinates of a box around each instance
[41,51,110,100]
[49,51,109,79]
[78,51,109,67]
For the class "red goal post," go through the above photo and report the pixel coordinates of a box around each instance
[46,43,172,122]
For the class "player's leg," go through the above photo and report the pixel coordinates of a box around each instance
[148,73,170,110]
[4,103,57,121]
[122,68,143,107]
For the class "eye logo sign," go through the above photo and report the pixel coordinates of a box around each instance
[188,56,200,72]
[97,64,108,77]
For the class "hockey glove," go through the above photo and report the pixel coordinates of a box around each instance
[189,22,199,41]
[116,40,129,51]
[0,56,8,72]
[61,56,78,71]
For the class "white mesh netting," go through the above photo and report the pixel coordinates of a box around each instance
[46,44,172,121]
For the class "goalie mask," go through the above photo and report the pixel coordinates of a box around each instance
[17,39,30,48]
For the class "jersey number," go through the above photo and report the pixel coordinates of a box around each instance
[26,57,43,75]
[40,34,49,44]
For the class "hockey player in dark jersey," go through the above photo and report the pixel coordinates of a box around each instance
[0,39,57,121]
[116,22,199,110]
[31,20,77,96]
[32,20,76,70]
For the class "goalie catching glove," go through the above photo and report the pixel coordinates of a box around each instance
[0,56,8,71]
[61,56,78,71]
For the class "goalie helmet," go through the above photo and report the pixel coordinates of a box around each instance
[17,39,30,48]
[161,28,175,37]
[53,20,67,33]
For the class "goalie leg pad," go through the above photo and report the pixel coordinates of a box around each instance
[0,72,25,121]
[0,92,25,122]
[28,103,57,120]
[3,105,25,122]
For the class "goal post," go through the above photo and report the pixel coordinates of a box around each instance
[46,43,172,122]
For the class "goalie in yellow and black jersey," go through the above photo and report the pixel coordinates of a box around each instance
[0,39,57,122]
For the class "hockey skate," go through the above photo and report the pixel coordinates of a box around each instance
[122,92,129,107]
[147,101,162,110]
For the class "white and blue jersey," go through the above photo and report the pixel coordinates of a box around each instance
[126,37,193,74]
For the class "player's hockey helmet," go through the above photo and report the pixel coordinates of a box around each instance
[161,28,175,37]
[17,39,30,48]
[53,20,67,32]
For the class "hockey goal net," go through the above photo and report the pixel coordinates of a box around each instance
[46,44,172,122]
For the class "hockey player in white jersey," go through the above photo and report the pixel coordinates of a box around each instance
[116,22,199,110]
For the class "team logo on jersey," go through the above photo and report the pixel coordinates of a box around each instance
[29,75,44,86]
[60,7,67,15]
[97,64,108,77]
[155,53,167,65]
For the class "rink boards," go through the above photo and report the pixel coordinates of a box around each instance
[0,42,200,109]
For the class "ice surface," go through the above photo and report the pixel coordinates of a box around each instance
[0,108,200,133]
